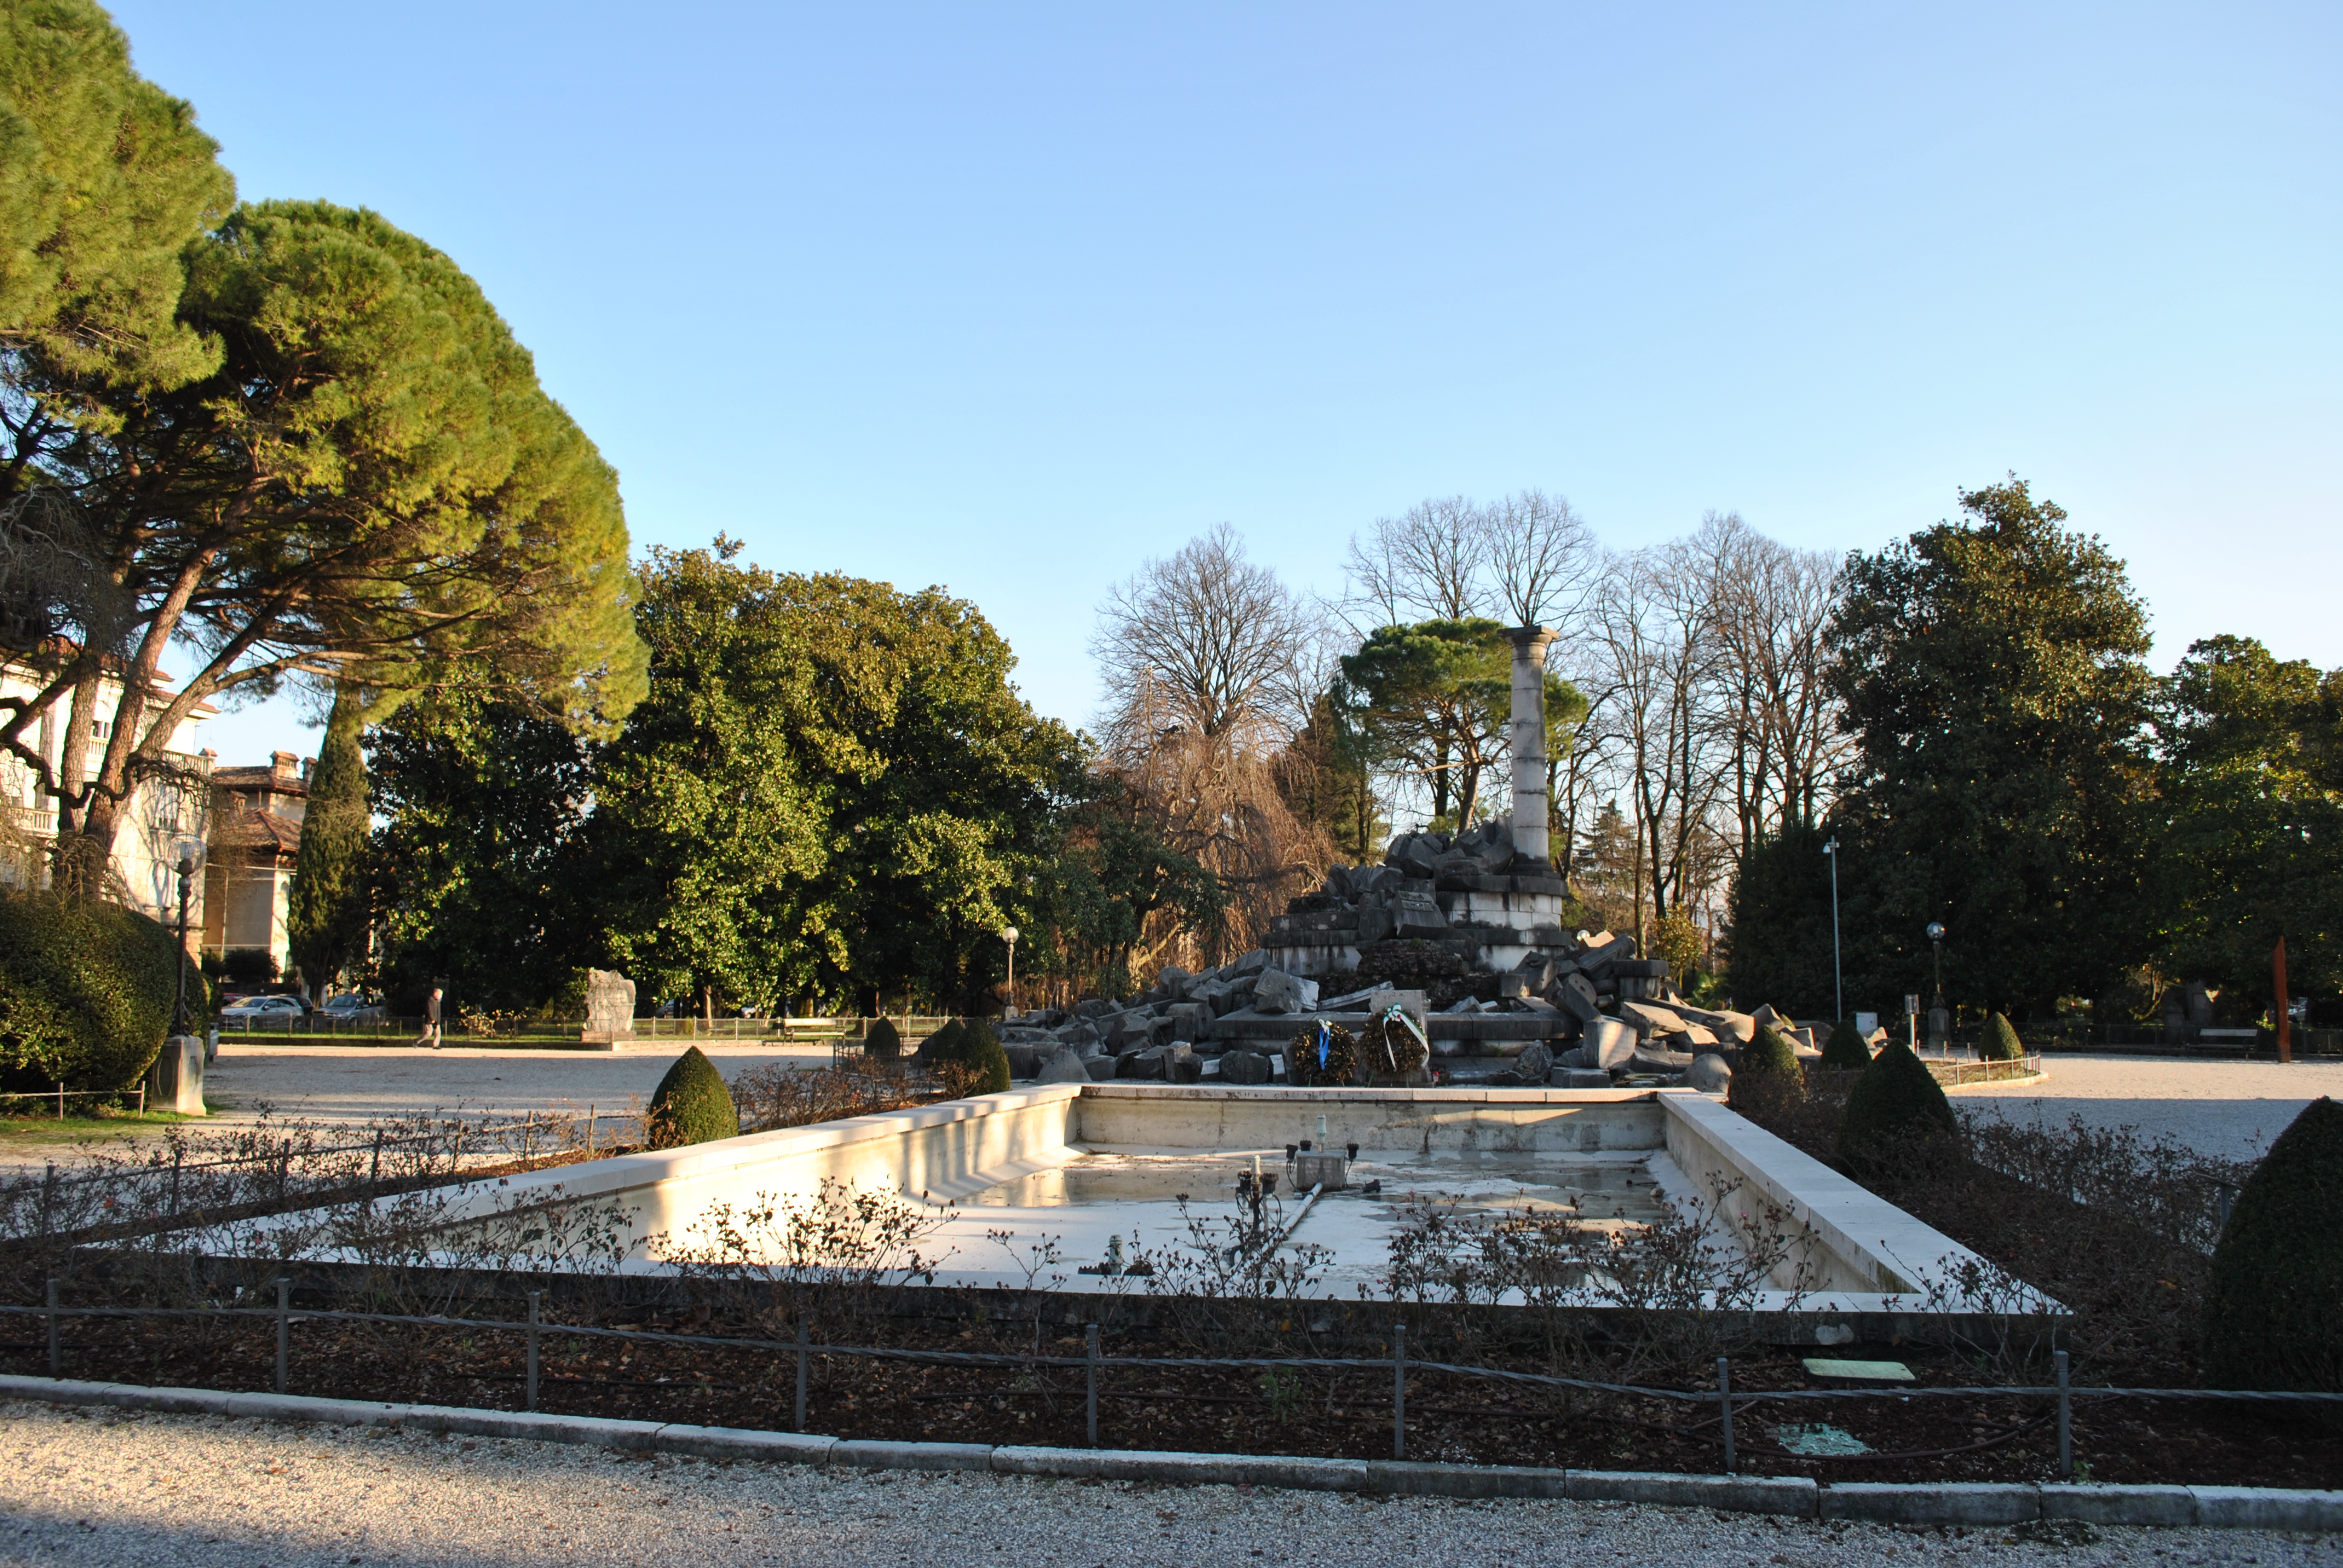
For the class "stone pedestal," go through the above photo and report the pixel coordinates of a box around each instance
[146,1034,205,1115]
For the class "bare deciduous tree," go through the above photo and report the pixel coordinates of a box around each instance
[1092,526,1330,963]
[1487,488,1599,631]
[1342,495,1490,629]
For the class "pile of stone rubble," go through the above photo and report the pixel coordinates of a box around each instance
[994,823,1821,1091]
[991,631,1821,1092]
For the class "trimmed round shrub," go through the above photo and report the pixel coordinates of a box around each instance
[1818,1018,1872,1071]
[1979,1012,2024,1062]
[644,1045,739,1149]
[863,1017,902,1061]
[1836,1037,1959,1164]
[1728,1024,1806,1113]
[2201,1097,2343,1396]
[0,892,179,1092]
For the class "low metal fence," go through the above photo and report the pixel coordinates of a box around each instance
[8,1285,2338,1474]
[0,1086,148,1119]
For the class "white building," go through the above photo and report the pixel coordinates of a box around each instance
[0,653,215,938]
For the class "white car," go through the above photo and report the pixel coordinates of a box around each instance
[220,994,307,1023]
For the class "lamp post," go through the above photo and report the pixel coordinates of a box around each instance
[1925,921,1948,1054]
[171,851,198,1033]
[1823,837,1843,1023]
[1000,926,1020,1019]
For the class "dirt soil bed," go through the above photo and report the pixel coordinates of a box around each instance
[7,1307,2336,1489]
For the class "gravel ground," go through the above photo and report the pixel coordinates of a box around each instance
[1951,1054,2343,1161]
[200,1042,833,1126]
[0,1401,2328,1568]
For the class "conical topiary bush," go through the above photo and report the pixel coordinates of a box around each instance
[1728,1024,1806,1116]
[954,1018,1013,1094]
[2201,1097,2343,1397]
[1979,1012,2024,1062]
[913,1017,966,1068]
[1818,1018,1872,1071]
[645,1045,739,1149]
[1836,1037,1959,1168]
[863,1016,902,1061]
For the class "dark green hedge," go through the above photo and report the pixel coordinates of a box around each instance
[863,1017,902,1060]
[0,892,179,1093]
[645,1045,739,1148]
[2201,1097,2343,1396]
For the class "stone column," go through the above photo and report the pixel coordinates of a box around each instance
[1505,626,1559,865]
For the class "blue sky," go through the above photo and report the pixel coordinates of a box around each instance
[106,1,2341,763]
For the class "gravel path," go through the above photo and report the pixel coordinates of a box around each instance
[1951,1054,2343,1161]
[0,1401,2325,1568]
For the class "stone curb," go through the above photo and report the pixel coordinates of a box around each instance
[3,1377,2337,1530]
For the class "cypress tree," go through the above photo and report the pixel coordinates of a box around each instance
[2201,1097,2343,1396]
[288,686,372,996]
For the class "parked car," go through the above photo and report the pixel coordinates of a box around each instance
[220,994,307,1025]
[320,993,387,1026]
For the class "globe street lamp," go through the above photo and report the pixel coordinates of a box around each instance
[1925,921,1948,1054]
[1000,926,1020,1018]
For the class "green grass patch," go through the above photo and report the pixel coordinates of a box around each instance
[0,1106,215,1144]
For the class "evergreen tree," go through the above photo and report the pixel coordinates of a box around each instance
[588,545,1086,1016]
[2153,636,2343,1010]
[1725,818,1841,1015]
[367,674,597,1013]
[1827,479,2155,1022]
[287,687,371,995]
[7,194,646,874]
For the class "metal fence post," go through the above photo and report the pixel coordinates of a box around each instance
[1392,1322,1407,1460]
[526,1291,542,1411]
[45,1278,58,1378]
[1086,1323,1100,1448]
[1716,1356,1734,1473]
[2056,1349,2071,1477]
[795,1315,810,1431]
[275,1277,290,1394]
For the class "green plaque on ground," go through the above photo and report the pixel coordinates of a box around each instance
[1800,1357,1915,1382]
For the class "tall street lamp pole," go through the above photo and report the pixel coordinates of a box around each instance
[171,852,196,1033]
[1000,926,1020,1018]
[1823,837,1843,1023]
[1926,921,1948,1054]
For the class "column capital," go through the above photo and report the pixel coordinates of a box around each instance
[1504,624,1559,651]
